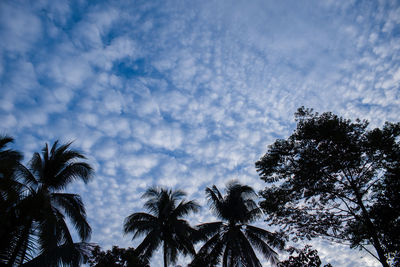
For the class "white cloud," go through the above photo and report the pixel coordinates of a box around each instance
[0,2,42,53]
[0,114,17,129]
[120,154,159,177]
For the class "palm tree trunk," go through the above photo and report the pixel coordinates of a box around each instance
[163,242,168,267]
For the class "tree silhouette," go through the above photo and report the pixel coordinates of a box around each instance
[124,187,199,267]
[0,136,24,263]
[1,141,93,266]
[256,107,400,267]
[193,181,284,267]
[278,245,332,267]
[87,245,148,267]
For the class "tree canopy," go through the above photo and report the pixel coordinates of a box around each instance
[278,245,332,267]
[256,107,400,267]
[87,245,148,267]
[0,140,94,266]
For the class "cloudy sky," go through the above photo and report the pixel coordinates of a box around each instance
[1,0,400,266]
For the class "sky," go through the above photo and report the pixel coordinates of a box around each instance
[1,0,400,266]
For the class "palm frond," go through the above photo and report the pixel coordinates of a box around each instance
[205,187,225,219]
[172,220,197,256]
[195,222,224,241]
[0,135,14,149]
[52,193,91,241]
[51,162,93,190]
[1,221,36,266]
[56,147,87,163]
[135,230,162,261]
[245,225,285,250]
[37,206,73,250]
[244,207,263,223]
[172,200,200,218]
[22,242,94,267]
[28,152,43,180]
[123,212,158,239]
[142,187,160,199]
[0,135,23,176]
[197,233,224,266]
[170,189,186,200]
[163,234,180,266]
[14,163,38,189]
[245,227,280,266]
[236,229,263,267]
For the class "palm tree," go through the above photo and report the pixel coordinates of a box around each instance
[193,181,284,267]
[124,187,200,267]
[5,141,94,266]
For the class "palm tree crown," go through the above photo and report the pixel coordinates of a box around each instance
[2,141,94,266]
[124,187,200,267]
[194,181,284,267]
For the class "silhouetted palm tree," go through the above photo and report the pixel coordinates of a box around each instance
[124,187,200,267]
[4,141,93,266]
[193,181,284,267]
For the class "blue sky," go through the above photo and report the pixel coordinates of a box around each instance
[1,0,400,266]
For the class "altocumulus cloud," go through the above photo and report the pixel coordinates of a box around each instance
[1,0,400,266]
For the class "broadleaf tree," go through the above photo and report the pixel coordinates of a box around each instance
[256,107,400,267]
[278,245,332,267]
[87,245,148,267]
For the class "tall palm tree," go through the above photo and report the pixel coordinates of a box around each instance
[124,187,200,267]
[5,141,94,266]
[193,181,284,267]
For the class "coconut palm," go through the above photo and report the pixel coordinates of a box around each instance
[4,141,94,266]
[124,187,200,267]
[193,181,284,267]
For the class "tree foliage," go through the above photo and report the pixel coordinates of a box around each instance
[0,139,94,266]
[87,245,148,267]
[256,107,400,267]
[192,181,285,267]
[278,245,332,267]
[124,187,199,267]
[0,136,24,263]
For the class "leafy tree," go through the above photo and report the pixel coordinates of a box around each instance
[256,107,400,267]
[87,245,148,267]
[278,245,332,267]
[123,187,199,267]
[1,141,94,266]
[192,181,284,267]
